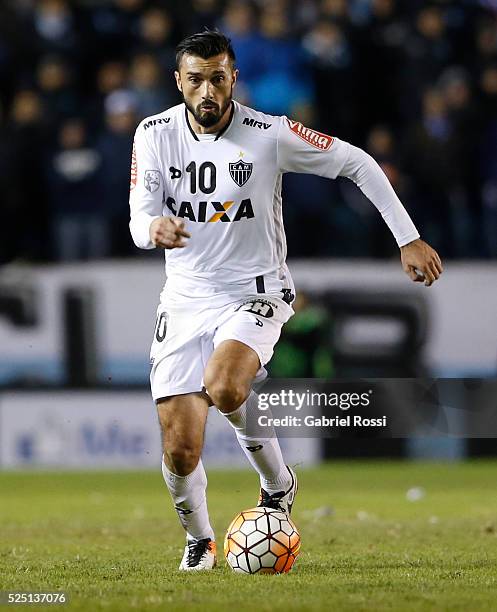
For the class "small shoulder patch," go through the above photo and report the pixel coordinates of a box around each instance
[287,119,333,151]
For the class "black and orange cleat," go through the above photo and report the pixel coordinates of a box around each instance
[179,538,217,571]
[257,466,298,516]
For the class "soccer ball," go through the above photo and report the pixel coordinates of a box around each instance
[224,507,300,574]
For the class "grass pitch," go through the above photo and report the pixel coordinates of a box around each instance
[1,461,496,611]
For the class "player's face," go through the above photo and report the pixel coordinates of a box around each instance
[175,53,238,129]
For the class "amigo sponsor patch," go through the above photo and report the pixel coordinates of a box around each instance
[130,141,137,190]
[287,119,333,151]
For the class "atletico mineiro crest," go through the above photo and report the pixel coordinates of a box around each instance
[229,159,253,187]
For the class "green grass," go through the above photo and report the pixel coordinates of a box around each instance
[1,461,496,611]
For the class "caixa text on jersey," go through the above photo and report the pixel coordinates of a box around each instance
[165,196,254,223]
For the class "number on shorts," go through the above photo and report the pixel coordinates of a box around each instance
[155,312,167,342]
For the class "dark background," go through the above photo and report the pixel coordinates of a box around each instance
[1,0,497,263]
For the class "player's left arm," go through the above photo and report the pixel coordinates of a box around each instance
[337,143,443,286]
[277,118,443,286]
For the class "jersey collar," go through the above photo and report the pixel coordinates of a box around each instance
[184,102,235,142]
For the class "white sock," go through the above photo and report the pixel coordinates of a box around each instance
[161,457,215,541]
[222,391,291,492]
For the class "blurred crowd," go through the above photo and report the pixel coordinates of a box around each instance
[1,0,497,263]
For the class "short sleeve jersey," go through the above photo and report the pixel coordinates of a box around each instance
[129,101,351,298]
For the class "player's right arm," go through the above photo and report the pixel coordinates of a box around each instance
[128,123,190,250]
[149,216,190,249]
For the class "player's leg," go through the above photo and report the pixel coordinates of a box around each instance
[157,391,217,570]
[204,338,297,514]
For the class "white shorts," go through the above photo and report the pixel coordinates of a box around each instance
[149,294,294,401]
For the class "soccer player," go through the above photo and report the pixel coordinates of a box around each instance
[129,30,442,571]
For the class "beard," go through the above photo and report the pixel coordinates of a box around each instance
[183,90,233,128]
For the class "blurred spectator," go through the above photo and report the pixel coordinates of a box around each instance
[46,119,105,261]
[479,64,497,256]
[439,67,481,256]
[221,1,264,86]
[96,89,138,256]
[479,63,497,121]
[32,0,81,61]
[479,0,497,12]
[0,90,48,262]
[294,0,319,33]
[320,0,350,28]
[85,0,146,59]
[188,0,222,33]
[129,53,175,118]
[86,60,129,131]
[97,60,129,96]
[136,7,178,75]
[0,4,36,109]
[357,0,407,131]
[367,124,395,161]
[481,138,497,257]
[402,88,459,257]
[303,19,352,71]
[283,170,337,257]
[36,55,80,129]
[367,125,415,257]
[475,18,497,65]
[302,19,356,138]
[402,5,454,115]
[250,5,313,115]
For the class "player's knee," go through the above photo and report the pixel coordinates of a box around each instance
[165,445,201,476]
[205,376,247,412]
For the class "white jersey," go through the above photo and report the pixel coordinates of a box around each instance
[129,101,419,303]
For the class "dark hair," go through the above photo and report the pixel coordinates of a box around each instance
[175,29,236,69]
